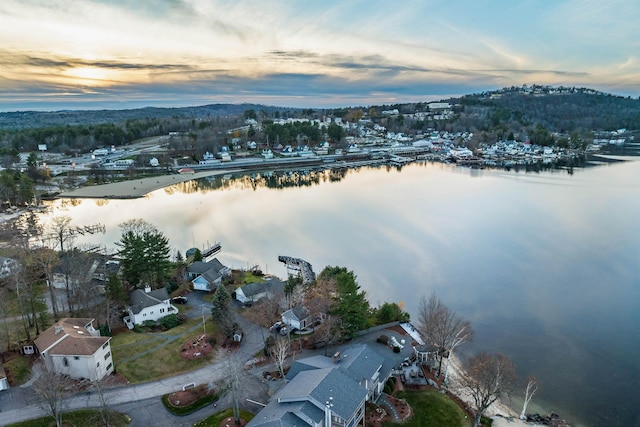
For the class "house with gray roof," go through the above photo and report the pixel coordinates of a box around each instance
[247,367,367,427]
[286,344,391,402]
[248,343,392,427]
[281,304,312,331]
[235,278,285,306]
[188,258,230,292]
[124,286,178,328]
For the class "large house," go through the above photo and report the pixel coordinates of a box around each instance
[247,344,392,427]
[188,258,231,292]
[124,286,178,328]
[235,278,285,306]
[34,318,114,381]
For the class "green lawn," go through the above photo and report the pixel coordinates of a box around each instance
[110,317,218,383]
[6,409,131,427]
[3,355,33,385]
[193,408,255,427]
[384,390,472,427]
[241,272,265,284]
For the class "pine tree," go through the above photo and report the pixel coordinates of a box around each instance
[211,284,235,336]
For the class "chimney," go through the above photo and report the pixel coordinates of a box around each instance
[54,325,63,335]
[144,285,151,293]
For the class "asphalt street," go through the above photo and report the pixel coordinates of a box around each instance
[0,293,415,426]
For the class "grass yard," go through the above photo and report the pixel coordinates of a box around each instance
[385,390,472,427]
[241,272,265,284]
[4,355,33,385]
[1,283,48,318]
[193,408,255,427]
[6,409,131,427]
[110,317,217,384]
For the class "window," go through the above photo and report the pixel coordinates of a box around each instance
[102,342,109,350]
[74,356,79,360]
[96,362,100,368]
[106,362,113,371]
[160,308,165,313]
[104,351,111,360]
[63,357,68,367]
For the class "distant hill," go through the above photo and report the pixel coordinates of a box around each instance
[0,103,293,129]
[459,85,640,132]
[2,85,638,133]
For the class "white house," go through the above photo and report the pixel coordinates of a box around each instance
[281,304,312,331]
[0,363,8,391]
[189,258,231,292]
[124,286,178,328]
[235,278,285,305]
[0,257,19,279]
[34,318,114,381]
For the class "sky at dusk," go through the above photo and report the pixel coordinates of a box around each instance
[1,0,639,111]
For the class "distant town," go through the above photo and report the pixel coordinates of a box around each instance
[2,84,638,203]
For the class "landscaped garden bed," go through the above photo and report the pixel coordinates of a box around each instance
[162,383,226,416]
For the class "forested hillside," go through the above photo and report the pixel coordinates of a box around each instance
[1,85,638,159]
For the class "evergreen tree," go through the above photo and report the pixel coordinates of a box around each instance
[319,266,370,337]
[211,283,235,336]
[115,219,172,288]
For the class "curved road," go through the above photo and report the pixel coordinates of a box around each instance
[0,307,272,426]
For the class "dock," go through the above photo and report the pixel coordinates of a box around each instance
[278,255,316,284]
[202,242,221,259]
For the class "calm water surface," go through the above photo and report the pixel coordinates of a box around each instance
[41,160,640,427]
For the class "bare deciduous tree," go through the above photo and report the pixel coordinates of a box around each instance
[224,351,243,425]
[90,367,114,427]
[33,366,75,427]
[459,352,517,427]
[417,293,473,379]
[270,336,290,379]
[303,276,337,325]
[520,376,539,420]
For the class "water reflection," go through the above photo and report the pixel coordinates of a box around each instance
[36,160,639,427]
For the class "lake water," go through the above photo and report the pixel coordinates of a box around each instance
[39,159,640,427]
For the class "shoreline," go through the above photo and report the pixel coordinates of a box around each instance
[57,169,240,199]
[444,354,547,427]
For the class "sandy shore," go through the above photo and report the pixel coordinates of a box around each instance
[491,417,543,427]
[444,354,546,427]
[58,169,239,199]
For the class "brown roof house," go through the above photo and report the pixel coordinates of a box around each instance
[34,318,114,381]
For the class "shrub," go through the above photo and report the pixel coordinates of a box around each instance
[98,324,112,336]
[162,384,227,416]
[158,314,181,330]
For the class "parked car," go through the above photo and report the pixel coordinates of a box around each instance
[171,296,188,304]
[269,321,282,332]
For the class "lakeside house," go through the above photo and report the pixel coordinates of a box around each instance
[34,318,114,381]
[247,343,392,427]
[188,258,231,292]
[281,304,312,331]
[235,277,285,306]
[124,286,178,328]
